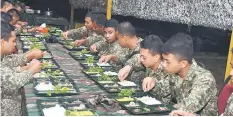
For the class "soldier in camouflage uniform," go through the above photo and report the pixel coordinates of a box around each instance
[62,11,96,40]
[1,21,42,116]
[72,14,107,48]
[90,19,128,70]
[152,33,218,116]
[114,22,146,84]
[7,9,22,35]
[138,35,169,94]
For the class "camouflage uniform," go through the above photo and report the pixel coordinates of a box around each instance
[146,63,171,102]
[223,93,233,116]
[1,56,33,116]
[85,34,105,47]
[67,26,96,40]
[93,40,129,70]
[14,28,22,35]
[152,60,218,116]
[1,54,27,67]
[121,38,146,84]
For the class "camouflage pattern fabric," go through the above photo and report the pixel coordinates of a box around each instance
[152,60,218,116]
[223,93,233,116]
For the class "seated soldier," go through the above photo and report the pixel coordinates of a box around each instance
[13,1,28,26]
[139,35,168,91]
[152,33,218,116]
[0,21,42,116]
[169,48,233,116]
[73,14,106,47]
[90,19,128,70]
[7,8,22,34]
[62,11,96,39]
[0,0,14,13]
[116,21,146,84]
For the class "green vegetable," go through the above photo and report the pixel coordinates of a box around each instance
[29,43,46,50]
[99,74,116,81]
[87,66,103,73]
[118,89,136,97]
[74,49,89,55]
[42,60,56,69]
[85,56,95,63]
[143,107,150,112]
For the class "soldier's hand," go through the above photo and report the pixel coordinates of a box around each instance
[118,65,132,81]
[99,55,112,64]
[29,49,46,59]
[28,60,43,74]
[62,31,70,39]
[90,45,98,53]
[142,77,156,92]
[29,59,40,66]
[169,110,196,116]
[74,40,85,47]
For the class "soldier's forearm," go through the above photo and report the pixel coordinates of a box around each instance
[19,65,30,72]
[110,55,118,62]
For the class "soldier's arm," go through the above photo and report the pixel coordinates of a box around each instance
[2,54,28,67]
[150,75,172,103]
[85,35,104,47]
[174,73,217,113]
[223,93,233,116]
[93,40,106,52]
[125,54,145,71]
[110,48,130,64]
[67,26,87,40]
[1,67,33,91]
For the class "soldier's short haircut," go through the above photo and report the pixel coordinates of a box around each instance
[105,19,119,29]
[140,35,163,55]
[13,2,23,9]
[7,8,20,19]
[116,21,136,36]
[3,0,14,7]
[93,14,107,27]
[1,12,12,23]
[1,21,14,41]
[161,32,193,63]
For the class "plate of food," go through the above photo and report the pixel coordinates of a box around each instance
[118,81,137,87]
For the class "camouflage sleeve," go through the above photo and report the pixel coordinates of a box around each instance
[174,73,217,113]
[114,48,131,65]
[125,54,145,71]
[85,35,104,47]
[1,67,33,92]
[2,54,27,67]
[93,40,106,51]
[67,26,87,40]
[223,93,233,116]
[14,28,21,35]
[151,75,172,103]
[116,50,129,65]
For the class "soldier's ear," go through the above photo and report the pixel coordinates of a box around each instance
[180,60,189,68]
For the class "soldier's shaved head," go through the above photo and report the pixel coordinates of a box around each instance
[117,21,136,36]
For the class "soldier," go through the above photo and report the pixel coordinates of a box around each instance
[62,11,96,40]
[0,0,14,13]
[7,8,22,34]
[170,48,233,116]
[153,33,218,116]
[1,21,42,116]
[138,35,167,91]
[115,21,146,84]
[74,14,106,47]
[89,19,128,70]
